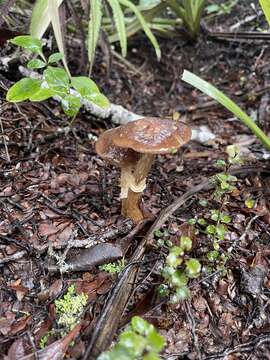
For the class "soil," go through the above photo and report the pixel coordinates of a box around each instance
[1,1,270,359]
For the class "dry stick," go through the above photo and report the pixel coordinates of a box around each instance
[83,165,270,360]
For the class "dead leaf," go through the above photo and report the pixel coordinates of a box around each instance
[6,338,25,360]
[49,279,63,300]
[39,222,58,237]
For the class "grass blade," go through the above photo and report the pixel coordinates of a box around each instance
[47,0,70,76]
[107,0,127,57]
[259,0,270,26]
[119,0,161,60]
[88,0,103,72]
[182,70,270,151]
[30,0,64,39]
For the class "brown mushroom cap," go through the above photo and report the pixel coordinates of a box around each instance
[112,117,191,154]
[95,127,139,167]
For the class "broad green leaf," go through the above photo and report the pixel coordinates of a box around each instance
[259,0,270,26]
[88,0,103,71]
[27,59,46,69]
[84,92,110,108]
[182,70,270,151]
[107,0,127,57]
[48,52,64,64]
[61,94,81,117]
[29,87,56,101]
[10,35,44,58]
[30,0,64,39]
[6,78,42,102]
[119,0,161,60]
[44,66,70,94]
[71,76,100,96]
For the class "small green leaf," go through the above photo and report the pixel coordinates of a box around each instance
[48,52,64,64]
[119,331,146,356]
[85,93,110,108]
[6,78,42,102]
[216,224,227,240]
[215,159,226,169]
[154,229,163,238]
[71,76,100,96]
[185,258,201,278]
[180,236,192,252]
[146,329,165,352]
[207,250,219,262]
[157,284,169,297]
[10,35,43,54]
[44,66,70,95]
[245,198,255,209]
[162,266,176,280]
[61,94,81,117]
[131,316,150,335]
[198,218,207,226]
[210,209,220,222]
[170,271,188,288]
[29,87,56,101]
[206,225,216,235]
[170,286,190,303]
[221,214,231,224]
[27,59,47,69]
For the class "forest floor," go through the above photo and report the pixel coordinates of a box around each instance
[1,1,270,359]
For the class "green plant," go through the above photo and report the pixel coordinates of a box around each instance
[98,316,165,360]
[99,259,125,274]
[30,0,161,69]
[181,70,270,151]
[55,284,88,336]
[259,0,270,26]
[159,236,201,303]
[166,0,206,39]
[6,35,109,120]
[39,330,54,349]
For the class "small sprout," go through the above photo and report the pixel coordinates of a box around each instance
[99,259,125,274]
[180,236,192,252]
[215,159,226,169]
[185,259,201,278]
[206,224,216,235]
[207,250,219,262]
[55,285,88,335]
[198,218,207,226]
[245,198,255,209]
[198,199,208,207]
[226,144,243,165]
[98,316,165,360]
[188,218,196,225]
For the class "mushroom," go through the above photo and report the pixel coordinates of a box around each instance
[96,117,191,223]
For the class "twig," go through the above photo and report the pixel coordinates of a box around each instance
[184,300,202,360]
[0,118,10,162]
[0,250,26,264]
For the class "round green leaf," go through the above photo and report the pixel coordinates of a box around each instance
[10,35,43,54]
[131,316,150,335]
[48,52,64,64]
[6,78,42,102]
[27,59,46,69]
[146,329,165,353]
[185,259,201,278]
[180,236,192,252]
[170,270,188,288]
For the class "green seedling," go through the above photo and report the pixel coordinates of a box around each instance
[160,236,201,303]
[99,259,125,274]
[6,35,109,122]
[38,285,88,349]
[98,316,165,360]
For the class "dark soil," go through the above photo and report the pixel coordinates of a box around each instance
[1,1,270,359]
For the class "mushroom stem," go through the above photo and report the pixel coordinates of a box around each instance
[120,154,155,223]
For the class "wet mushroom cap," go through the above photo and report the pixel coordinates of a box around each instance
[95,127,139,166]
[112,117,192,154]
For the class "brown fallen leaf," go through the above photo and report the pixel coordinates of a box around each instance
[19,324,81,360]
[5,338,25,360]
[10,316,31,335]
[39,222,59,237]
